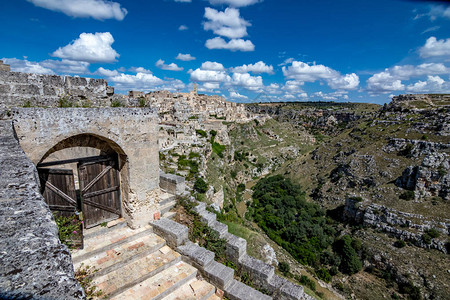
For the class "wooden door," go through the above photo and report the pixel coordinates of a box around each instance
[38,168,78,216]
[78,157,121,228]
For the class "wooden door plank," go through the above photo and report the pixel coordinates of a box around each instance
[81,166,112,193]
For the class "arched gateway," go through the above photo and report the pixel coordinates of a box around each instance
[11,107,160,228]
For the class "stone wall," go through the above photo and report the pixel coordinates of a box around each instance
[0,70,113,108]
[0,119,84,299]
[11,108,160,228]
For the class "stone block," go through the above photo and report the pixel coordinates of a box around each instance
[151,217,188,248]
[203,260,234,289]
[225,279,272,300]
[224,233,247,264]
[280,280,305,300]
[210,220,228,238]
[240,255,274,287]
[160,172,186,195]
[177,241,215,268]
[199,210,216,226]
[193,202,206,213]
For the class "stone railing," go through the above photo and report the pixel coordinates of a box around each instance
[151,203,313,300]
[0,118,84,299]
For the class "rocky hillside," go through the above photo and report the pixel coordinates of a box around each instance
[274,95,449,299]
[160,95,449,300]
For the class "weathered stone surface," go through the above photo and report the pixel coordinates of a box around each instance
[0,119,84,299]
[224,233,247,264]
[203,260,234,289]
[177,241,215,268]
[240,254,275,287]
[225,279,272,300]
[160,172,186,195]
[152,217,188,248]
[0,71,112,108]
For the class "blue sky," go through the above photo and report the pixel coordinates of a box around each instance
[1,0,450,104]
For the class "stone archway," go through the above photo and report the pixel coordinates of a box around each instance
[37,134,129,228]
[12,107,160,228]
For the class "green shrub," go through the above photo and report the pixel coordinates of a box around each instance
[295,275,316,291]
[58,96,74,108]
[316,268,331,283]
[278,261,290,275]
[393,240,406,248]
[196,129,207,138]
[110,99,123,107]
[422,233,432,244]
[138,97,146,107]
[399,190,415,201]
[212,141,226,158]
[194,177,208,194]
[425,228,440,239]
[53,213,82,249]
[237,183,246,193]
[333,235,362,275]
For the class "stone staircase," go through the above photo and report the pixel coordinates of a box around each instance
[159,192,177,220]
[71,218,219,300]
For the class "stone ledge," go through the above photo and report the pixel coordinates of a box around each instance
[151,217,188,248]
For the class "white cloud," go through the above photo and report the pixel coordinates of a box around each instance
[278,58,294,66]
[230,91,248,99]
[420,36,450,58]
[205,37,255,52]
[178,25,189,31]
[406,75,450,93]
[232,61,274,74]
[203,7,250,39]
[3,57,54,75]
[328,73,359,90]
[367,71,405,93]
[175,0,192,2]
[203,82,221,90]
[313,91,349,101]
[40,59,90,74]
[266,83,281,94]
[283,61,359,90]
[190,68,230,83]
[208,0,262,7]
[428,5,450,21]
[109,72,164,91]
[231,72,263,90]
[155,59,183,71]
[176,53,196,61]
[282,80,305,94]
[129,67,152,74]
[27,0,127,21]
[201,61,225,71]
[3,57,91,75]
[96,67,119,77]
[367,63,450,93]
[52,32,119,63]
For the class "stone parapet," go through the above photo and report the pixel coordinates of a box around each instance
[0,119,84,299]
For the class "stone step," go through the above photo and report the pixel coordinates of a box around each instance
[161,278,216,300]
[110,261,197,300]
[159,193,177,206]
[160,200,177,215]
[206,294,222,300]
[162,211,176,220]
[93,245,182,298]
[72,224,153,264]
[74,233,166,278]
[83,218,128,240]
